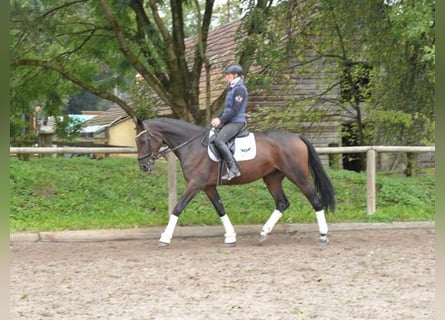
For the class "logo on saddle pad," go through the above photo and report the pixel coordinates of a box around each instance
[208,133,257,162]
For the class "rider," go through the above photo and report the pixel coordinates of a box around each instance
[211,63,248,180]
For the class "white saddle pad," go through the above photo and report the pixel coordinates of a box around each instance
[208,133,257,162]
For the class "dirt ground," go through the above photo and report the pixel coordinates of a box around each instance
[10,227,435,320]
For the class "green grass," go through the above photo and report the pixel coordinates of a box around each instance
[9,157,435,232]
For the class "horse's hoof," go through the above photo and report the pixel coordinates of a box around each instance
[258,234,267,242]
[224,242,236,247]
[224,233,236,246]
[319,235,329,244]
[158,241,170,248]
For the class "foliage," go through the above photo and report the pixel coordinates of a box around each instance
[10,0,434,164]
[9,0,264,134]
[54,116,83,141]
[368,0,435,146]
[247,0,435,154]
[10,157,434,232]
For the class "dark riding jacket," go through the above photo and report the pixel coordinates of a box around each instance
[219,77,248,124]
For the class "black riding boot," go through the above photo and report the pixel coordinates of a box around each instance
[215,141,241,180]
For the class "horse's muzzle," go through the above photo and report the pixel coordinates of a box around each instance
[139,160,154,172]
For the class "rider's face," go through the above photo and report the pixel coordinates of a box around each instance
[225,73,235,84]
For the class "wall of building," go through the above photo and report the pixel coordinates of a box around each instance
[108,119,137,158]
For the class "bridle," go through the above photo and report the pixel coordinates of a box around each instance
[135,129,162,163]
[136,125,212,163]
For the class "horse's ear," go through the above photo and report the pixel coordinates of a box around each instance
[133,116,144,130]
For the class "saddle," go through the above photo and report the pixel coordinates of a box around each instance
[206,126,256,162]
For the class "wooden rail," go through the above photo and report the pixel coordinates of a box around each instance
[10,146,435,215]
[10,147,137,154]
[316,146,435,214]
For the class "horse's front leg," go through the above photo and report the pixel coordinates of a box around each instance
[159,184,201,246]
[259,171,289,242]
[204,186,236,246]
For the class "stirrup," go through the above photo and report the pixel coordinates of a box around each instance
[222,167,241,180]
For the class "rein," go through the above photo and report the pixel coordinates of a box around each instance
[137,125,212,161]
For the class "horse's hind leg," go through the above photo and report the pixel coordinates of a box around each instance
[300,181,328,243]
[204,186,236,246]
[285,173,329,243]
[259,171,289,242]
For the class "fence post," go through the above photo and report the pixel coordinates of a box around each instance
[38,132,54,158]
[366,149,376,215]
[167,153,177,215]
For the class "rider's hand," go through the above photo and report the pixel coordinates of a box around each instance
[211,118,221,127]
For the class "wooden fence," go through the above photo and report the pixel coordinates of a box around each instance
[10,146,435,215]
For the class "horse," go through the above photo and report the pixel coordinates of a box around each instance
[133,117,336,246]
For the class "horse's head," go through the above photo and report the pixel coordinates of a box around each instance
[134,117,163,172]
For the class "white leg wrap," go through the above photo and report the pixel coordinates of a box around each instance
[261,210,282,235]
[159,215,178,244]
[315,210,328,235]
[220,215,236,244]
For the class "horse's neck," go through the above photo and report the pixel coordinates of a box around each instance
[161,130,190,148]
[160,128,203,156]
[149,119,205,157]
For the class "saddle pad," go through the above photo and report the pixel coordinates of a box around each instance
[208,133,256,162]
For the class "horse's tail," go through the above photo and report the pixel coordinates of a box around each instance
[299,135,336,212]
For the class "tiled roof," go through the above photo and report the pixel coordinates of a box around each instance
[185,19,242,67]
[83,105,128,127]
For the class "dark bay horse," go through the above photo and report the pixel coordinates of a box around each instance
[134,117,335,246]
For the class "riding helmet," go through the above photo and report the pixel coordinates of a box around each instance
[224,63,243,75]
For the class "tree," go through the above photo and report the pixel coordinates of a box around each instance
[369,0,435,147]
[10,0,128,141]
[10,0,272,140]
[247,0,434,171]
[370,0,435,175]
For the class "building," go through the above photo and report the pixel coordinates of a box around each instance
[79,106,136,158]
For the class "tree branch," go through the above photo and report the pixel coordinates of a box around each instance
[10,58,137,118]
[98,0,175,107]
[129,0,168,84]
[41,0,89,18]
[147,0,177,74]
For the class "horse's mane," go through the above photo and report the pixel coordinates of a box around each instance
[146,117,205,135]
